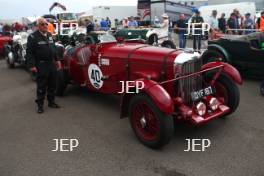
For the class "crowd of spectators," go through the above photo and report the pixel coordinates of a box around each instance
[173,9,264,50]
[210,9,263,35]
[0,22,28,36]
[85,16,142,33]
[1,8,263,52]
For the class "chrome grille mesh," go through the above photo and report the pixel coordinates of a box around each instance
[179,57,202,105]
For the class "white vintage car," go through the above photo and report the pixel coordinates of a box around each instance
[5,32,29,68]
[115,27,176,49]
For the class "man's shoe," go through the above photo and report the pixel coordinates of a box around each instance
[48,103,60,108]
[37,106,44,114]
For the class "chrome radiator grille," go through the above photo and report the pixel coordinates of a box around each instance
[179,57,202,105]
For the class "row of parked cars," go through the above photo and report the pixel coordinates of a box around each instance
[0,29,262,149]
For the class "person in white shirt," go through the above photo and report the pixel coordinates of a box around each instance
[94,19,100,31]
[128,16,138,28]
[209,10,219,30]
[159,13,169,39]
[122,17,128,28]
[208,10,219,39]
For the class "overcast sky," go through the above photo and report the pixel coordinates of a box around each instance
[0,0,138,19]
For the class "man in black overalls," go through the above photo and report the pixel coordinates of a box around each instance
[27,18,60,113]
[191,10,204,52]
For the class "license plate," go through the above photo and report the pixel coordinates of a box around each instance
[191,86,214,101]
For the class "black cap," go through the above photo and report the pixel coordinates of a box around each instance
[245,13,250,16]
[195,10,200,14]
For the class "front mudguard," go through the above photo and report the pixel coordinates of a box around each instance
[120,79,174,118]
[206,44,231,63]
[202,61,243,85]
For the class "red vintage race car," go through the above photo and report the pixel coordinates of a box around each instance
[57,32,242,149]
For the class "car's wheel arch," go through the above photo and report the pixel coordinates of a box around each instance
[120,79,174,119]
[202,61,243,85]
[203,44,231,63]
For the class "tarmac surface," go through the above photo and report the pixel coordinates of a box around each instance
[0,59,263,176]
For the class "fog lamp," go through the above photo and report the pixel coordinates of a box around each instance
[196,102,206,116]
[209,97,219,111]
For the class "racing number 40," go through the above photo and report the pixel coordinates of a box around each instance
[88,64,104,89]
[91,69,101,83]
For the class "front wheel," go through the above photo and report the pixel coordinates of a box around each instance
[161,40,176,49]
[147,34,158,46]
[129,94,174,149]
[202,49,226,64]
[207,73,240,115]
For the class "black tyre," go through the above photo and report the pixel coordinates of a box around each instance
[129,93,174,149]
[56,70,68,96]
[202,49,226,64]
[207,73,240,115]
[260,81,264,96]
[147,34,158,45]
[161,40,176,49]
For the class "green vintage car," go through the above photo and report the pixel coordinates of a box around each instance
[202,32,264,78]
[115,28,176,49]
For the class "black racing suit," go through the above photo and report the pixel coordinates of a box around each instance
[191,16,204,51]
[26,31,58,106]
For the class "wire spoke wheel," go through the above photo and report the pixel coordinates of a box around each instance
[131,103,160,141]
[129,94,174,149]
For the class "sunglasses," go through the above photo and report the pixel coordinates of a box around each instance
[39,23,48,26]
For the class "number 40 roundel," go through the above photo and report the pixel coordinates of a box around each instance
[88,64,104,89]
